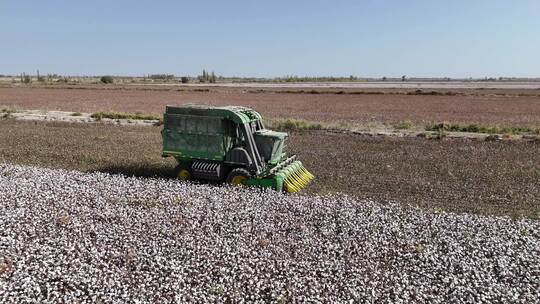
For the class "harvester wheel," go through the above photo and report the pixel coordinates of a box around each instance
[226,168,251,186]
[174,164,192,181]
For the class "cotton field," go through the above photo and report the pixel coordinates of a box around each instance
[0,164,538,303]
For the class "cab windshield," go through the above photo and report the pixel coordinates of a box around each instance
[254,133,285,164]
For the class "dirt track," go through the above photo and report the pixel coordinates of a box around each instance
[1,86,540,127]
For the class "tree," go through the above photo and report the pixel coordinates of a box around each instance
[100,76,114,84]
[37,70,45,82]
[401,75,407,82]
[21,73,31,84]
[199,69,209,83]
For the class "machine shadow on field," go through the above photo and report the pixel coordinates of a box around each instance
[91,163,223,187]
[91,163,175,179]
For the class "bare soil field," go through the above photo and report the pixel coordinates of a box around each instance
[1,119,538,218]
[1,85,540,128]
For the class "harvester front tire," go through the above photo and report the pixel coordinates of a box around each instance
[174,164,192,181]
[226,168,251,186]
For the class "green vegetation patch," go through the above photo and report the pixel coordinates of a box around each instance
[407,89,459,96]
[1,107,19,114]
[0,107,19,118]
[394,121,414,130]
[91,111,161,122]
[268,119,324,131]
[425,123,540,135]
[100,76,114,84]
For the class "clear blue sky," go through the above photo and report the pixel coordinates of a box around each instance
[1,0,539,78]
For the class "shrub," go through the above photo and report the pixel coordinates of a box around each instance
[100,76,114,84]
[22,74,31,84]
[269,119,324,131]
[425,123,535,135]
[91,111,161,121]
[149,74,174,80]
[1,108,18,114]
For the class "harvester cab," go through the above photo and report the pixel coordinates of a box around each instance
[161,104,314,192]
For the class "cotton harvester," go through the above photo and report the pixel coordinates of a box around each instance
[161,104,314,192]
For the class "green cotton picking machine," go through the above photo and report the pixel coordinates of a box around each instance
[161,104,314,193]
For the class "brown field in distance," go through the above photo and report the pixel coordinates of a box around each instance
[1,85,540,128]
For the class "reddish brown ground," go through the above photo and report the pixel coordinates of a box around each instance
[1,86,540,127]
[1,119,538,218]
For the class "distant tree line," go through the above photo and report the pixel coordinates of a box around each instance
[7,71,540,85]
[264,75,354,82]
[148,74,175,80]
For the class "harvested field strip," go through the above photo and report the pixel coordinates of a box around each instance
[268,117,540,136]
[2,109,161,127]
[0,120,538,218]
[6,108,540,137]
[0,164,538,302]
